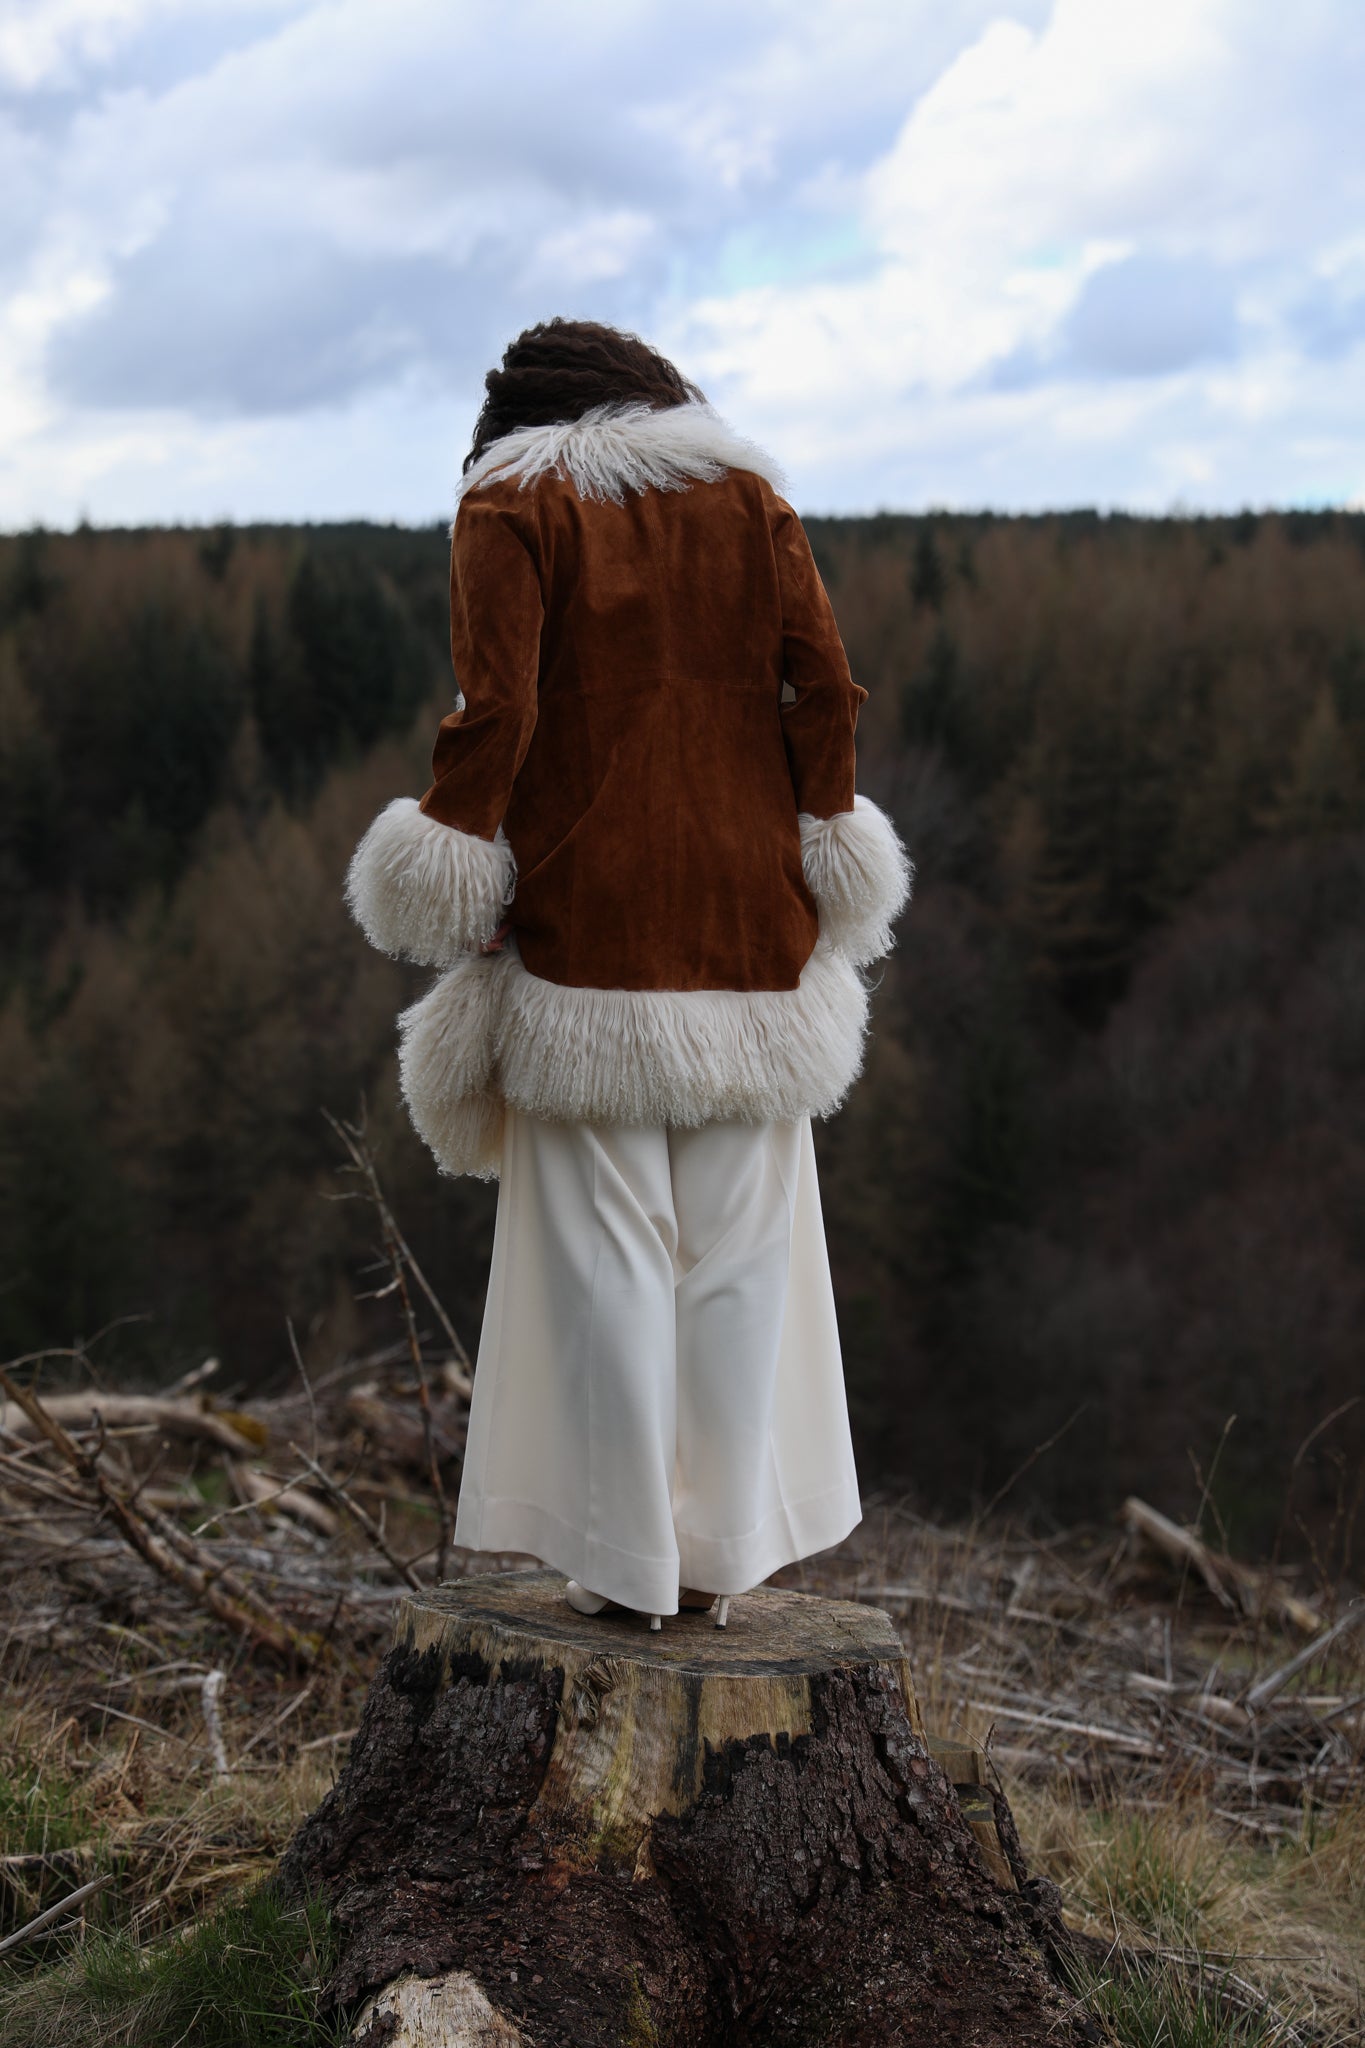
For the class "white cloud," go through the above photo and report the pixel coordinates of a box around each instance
[1,0,1363,522]
[674,0,1365,508]
[0,0,168,90]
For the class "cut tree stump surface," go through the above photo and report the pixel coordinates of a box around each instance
[280,1569,1094,2047]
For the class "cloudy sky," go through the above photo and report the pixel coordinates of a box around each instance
[3,0,1364,525]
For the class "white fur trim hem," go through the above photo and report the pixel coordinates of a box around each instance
[345,797,514,966]
[799,796,914,968]
[456,399,787,510]
[397,940,869,1178]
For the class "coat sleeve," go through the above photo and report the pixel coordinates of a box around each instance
[345,493,542,965]
[771,495,913,967]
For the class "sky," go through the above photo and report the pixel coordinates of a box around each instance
[2,0,1365,526]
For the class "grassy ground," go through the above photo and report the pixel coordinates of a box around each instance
[0,1884,345,2048]
[1,1408,1360,2045]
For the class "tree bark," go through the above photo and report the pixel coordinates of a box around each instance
[280,1569,1094,2047]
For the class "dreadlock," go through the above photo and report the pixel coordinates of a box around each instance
[463,319,704,474]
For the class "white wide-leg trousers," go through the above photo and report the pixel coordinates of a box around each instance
[452,1110,862,1616]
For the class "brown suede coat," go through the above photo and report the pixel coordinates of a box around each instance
[418,465,865,994]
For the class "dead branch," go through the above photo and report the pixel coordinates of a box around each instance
[1245,1600,1365,1714]
[0,1874,113,1959]
[1120,1496,1323,1634]
[0,1367,318,1664]
[288,1441,423,1591]
[236,1681,317,1761]
[0,1391,264,1457]
[200,1669,230,1776]
[228,1461,338,1539]
[161,1356,222,1398]
[326,1109,458,1578]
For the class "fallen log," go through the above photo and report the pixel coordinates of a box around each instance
[1120,1496,1323,1634]
[280,1568,1095,2047]
[0,1391,265,1456]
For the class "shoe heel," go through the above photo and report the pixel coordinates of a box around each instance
[650,1613,662,1631]
[714,1596,730,1629]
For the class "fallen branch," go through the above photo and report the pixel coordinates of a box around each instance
[0,1367,318,1664]
[299,1726,358,1751]
[229,1461,339,1539]
[0,1874,113,1959]
[1245,1600,1365,1714]
[1120,1496,1323,1634]
[0,1391,264,1457]
[201,1669,230,1776]
[967,1702,1161,1757]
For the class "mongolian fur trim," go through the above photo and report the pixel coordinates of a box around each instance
[799,796,914,968]
[398,950,506,1179]
[456,400,787,510]
[345,797,513,966]
[396,940,870,1178]
[496,939,866,1128]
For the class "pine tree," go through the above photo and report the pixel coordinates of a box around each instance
[1269,688,1360,837]
[909,525,947,610]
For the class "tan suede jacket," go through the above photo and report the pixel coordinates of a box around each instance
[346,402,911,1172]
[422,461,861,992]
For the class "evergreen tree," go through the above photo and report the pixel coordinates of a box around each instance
[287,548,432,770]
[909,525,947,610]
[900,625,971,763]
[1269,688,1360,837]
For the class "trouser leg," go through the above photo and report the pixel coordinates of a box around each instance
[454,1111,683,1616]
[667,1118,802,1593]
[570,1122,682,1609]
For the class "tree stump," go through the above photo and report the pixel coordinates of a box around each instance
[280,1569,1092,2047]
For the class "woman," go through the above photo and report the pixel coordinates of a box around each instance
[346,319,911,1630]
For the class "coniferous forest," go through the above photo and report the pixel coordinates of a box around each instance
[1,512,1362,1553]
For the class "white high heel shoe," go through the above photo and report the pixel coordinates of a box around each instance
[677,1587,732,1627]
[566,1580,734,1631]
[565,1579,663,1630]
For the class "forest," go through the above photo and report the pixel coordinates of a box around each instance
[1,508,1362,1553]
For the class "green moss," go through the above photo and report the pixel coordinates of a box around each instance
[620,1962,659,2047]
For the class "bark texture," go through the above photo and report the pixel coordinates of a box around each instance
[279,1569,1094,2047]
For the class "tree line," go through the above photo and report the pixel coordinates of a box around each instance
[1,510,1362,1555]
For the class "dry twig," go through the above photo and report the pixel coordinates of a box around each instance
[0,1367,318,1664]
[326,1109,460,1579]
[287,1441,424,1592]
[0,1874,113,1959]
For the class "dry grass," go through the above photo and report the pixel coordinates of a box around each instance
[0,1688,338,1944]
[1,1485,1360,2044]
[0,1175,1360,2044]
[788,1502,1365,2046]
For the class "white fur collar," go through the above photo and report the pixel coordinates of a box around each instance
[456,400,787,507]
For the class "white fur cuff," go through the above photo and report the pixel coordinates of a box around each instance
[799,796,914,967]
[345,797,513,965]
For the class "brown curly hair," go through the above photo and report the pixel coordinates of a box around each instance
[463,319,704,474]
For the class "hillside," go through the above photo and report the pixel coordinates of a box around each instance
[1,511,1362,1548]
